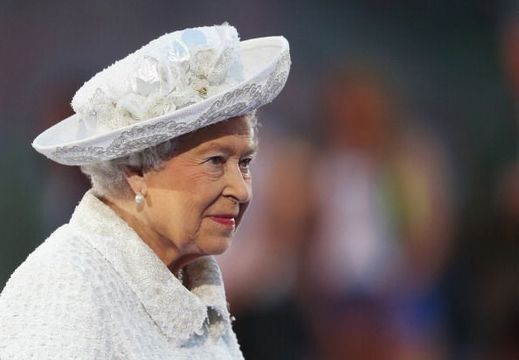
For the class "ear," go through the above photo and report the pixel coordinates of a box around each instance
[124,168,148,196]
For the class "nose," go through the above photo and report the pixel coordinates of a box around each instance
[223,164,252,204]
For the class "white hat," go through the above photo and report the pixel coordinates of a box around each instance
[32,23,290,166]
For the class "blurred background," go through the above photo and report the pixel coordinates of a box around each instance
[1,0,518,359]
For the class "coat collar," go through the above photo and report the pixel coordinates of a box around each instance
[69,190,231,346]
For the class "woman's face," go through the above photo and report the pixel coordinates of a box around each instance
[141,116,256,258]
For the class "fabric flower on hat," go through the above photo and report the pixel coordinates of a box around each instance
[72,23,243,133]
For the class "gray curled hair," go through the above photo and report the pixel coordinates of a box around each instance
[80,114,258,198]
[80,139,177,198]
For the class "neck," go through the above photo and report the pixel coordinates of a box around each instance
[99,195,199,275]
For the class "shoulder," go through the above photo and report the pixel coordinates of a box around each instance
[0,224,116,359]
[1,222,104,297]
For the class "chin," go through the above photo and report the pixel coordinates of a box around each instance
[202,236,233,256]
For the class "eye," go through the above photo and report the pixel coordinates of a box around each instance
[206,155,226,166]
[239,157,254,171]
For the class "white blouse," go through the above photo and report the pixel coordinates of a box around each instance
[0,191,244,359]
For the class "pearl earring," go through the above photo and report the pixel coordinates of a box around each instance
[135,192,145,206]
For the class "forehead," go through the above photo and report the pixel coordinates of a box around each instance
[175,116,256,153]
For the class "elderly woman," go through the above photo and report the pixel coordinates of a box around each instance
[0,24,290,359]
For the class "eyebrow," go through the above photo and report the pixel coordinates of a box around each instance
[200,142,258,156]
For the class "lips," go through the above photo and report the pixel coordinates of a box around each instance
[208,215,237,227]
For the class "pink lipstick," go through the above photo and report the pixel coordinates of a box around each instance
[209,216,236,227]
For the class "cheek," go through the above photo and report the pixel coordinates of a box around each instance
[144,190,191,238]
[167,192,214,239]
[145,169,227,237]
[168,195,201,227]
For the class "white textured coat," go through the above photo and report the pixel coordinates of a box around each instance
[0,191,244,359]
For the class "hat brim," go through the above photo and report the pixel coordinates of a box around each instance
[32,36,290,166]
